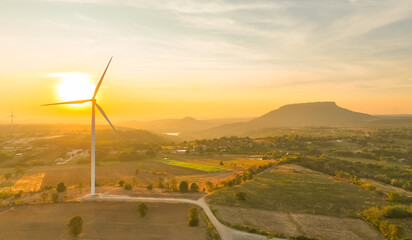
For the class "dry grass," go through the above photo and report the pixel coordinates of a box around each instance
[0,202,209,240]
[215,205,382,240]
[208,164,386,217]
[7,173,45,193]
[361,178,412,197]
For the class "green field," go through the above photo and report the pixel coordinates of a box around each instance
[155,158,227,172]
[207,164,386,217]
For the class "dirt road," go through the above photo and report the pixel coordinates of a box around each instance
[81,194,284,240]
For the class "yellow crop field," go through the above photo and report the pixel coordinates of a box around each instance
[10,173,45,193]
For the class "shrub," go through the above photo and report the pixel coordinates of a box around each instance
[190,183,199,192]
[289,236,318,240]
[179,181,188,193]
[383,205,410,218]
[138,202,148,217]
[56,182,66,193]
[219,161,223,166]
[14,190,23,198]
[236,192,246,201]
[4,172,12,180]
[118,180,125,187]
[124,183,132,190]
[387,192,402,202]
[41,192,48,203]
[52,193,59,203]
[67,216,83,237]
[158,177,164,188]
[146,184,153,190]
[205,181,214,192]
[0,191,13,200]
[188,207,199,226]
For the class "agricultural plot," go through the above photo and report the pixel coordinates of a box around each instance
[40,160,204,188]
[215,205,382,240]
[207,164,387,238]
[155,158,227,172]
[361,178,412,198]
[207,164,386,217]
[10,173,45,192]
[37,155,273,190]
[0,202,208,240]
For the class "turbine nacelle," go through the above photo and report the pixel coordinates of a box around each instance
[42,57,117,134]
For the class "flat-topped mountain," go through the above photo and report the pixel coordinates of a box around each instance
[197,102,377,138]
[118,102,412,139]
[249,102,375,127]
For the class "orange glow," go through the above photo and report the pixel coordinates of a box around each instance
[51,72,95,104]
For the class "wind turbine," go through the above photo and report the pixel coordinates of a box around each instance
[43,57,117,196]
[7,111,16,129]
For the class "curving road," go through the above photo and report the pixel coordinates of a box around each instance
[81,194,285,240]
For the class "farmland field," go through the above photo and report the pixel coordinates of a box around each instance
[207,164,386,217]
[0,155,273,195]
[0,202,209,240]
[155,158,227,172]
[206,164,388,238]
[214,205,382,240]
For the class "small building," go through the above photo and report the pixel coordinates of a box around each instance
[249,155,264,160]
[175,149,187,154]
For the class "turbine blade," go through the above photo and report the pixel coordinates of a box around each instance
[42,99,91,106]
[93,57,113,100]
[95,102,117,134]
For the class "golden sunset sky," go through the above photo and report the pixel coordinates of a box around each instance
[1,0,412,124]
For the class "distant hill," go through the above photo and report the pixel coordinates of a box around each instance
[250,102,375,127]
[118,117,253,134]
[196,102,378,138]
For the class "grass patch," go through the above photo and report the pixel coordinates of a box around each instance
[97,161,121,166]
[155,158,226,172]
[207,165,386,217]
[199,208,221,240]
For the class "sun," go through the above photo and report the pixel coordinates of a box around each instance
[52,73,96,102]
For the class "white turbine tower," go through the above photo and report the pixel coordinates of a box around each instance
[43,57,117,196]
[7,111,16,129]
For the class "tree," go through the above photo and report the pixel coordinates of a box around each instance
[41,192,48,203]
[387,192,402,202]
[242,169,248,182]
[52,193,59,203]
[146,184,153,190]
[236,192,246,201]
[118,180,125,187]
[157,177,164,188]
[205,181,214,192]
[14,166,25,177]
[179,181,188,193]
[57,182,66,193]
[4,172,12,180]
[188,207,199,226]
[135,168,139,175]
[138,202,148,217]
[67,216,83,237]
[124,183,132,190]
[190,183,199,192]
[219,161,224,166]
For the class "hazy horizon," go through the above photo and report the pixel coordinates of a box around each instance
[1,0,412,124]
